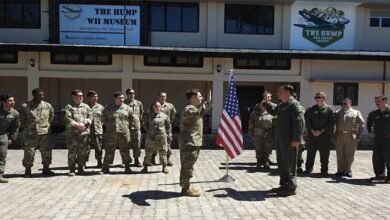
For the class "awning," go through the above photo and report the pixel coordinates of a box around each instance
[1,43,390,61]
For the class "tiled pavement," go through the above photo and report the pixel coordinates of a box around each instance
[0,149,389,220]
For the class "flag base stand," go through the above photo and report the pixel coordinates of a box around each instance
[219,174,235,183]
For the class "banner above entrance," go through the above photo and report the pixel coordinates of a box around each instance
[59,4,140,46]
[290,1,357,50]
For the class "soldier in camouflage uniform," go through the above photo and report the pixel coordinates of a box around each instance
[125,88,144,167]
[142,101,172,174]
[179,89,212,197]
[20,88,54,177]
[248,104,274,169]
[151,92,177,166]
[63,89,92,176]
[265,85,305,197]
[101,91,134,174]
[0,94,20,183]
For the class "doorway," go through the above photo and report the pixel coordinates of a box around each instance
[236,86,264,132]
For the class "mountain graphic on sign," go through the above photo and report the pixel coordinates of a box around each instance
[61,5,83,20]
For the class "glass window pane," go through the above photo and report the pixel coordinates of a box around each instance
[6,3,22,27]
[276,59,288,67]
[159,56,171,64]
[265,59,276,66]
[381,18,390,27]
[188,57,200,65]
[182,7,198,32]
[2,53,16,61]
[166,6,181,31]
[23,3,40,28]
[150,4,165,31]
[176,57,188,64]
[84,54,97,63]
[235,59,248,67]
[257,7,274,34]
[97,55,109,63]
[370,17,380,27]
[54,54,66,62]
[248,59,260,66]
[225,5,241,33]
[146,56,159,64]
[241,6,257,34]
[67,54,80,63]
[0,2,5,26]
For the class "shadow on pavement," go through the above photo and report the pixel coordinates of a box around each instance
[326,176,377,186]
[206,187,286,201]
[219,163,279,175]
[158,180,221,186]
[123,190,181,206]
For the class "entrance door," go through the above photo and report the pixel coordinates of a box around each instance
[236,86,264,132]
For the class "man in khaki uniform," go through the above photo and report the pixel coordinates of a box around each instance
[125,88,144,167]
[151,92,177,166]
[86,90,104,168]
[142,101,172,174]
[20,88,55,177]
[63,89,92,176]
[334,98,365,177]
[179,89,212,197]
[0,94,20,183]
[101,91,134,174]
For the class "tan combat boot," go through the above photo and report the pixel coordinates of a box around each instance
[162,166,169,174]
[68,166,76,177]
[181,186,200,197]
[0,175,9,183]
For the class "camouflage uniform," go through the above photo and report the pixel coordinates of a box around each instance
[124,99,143,161]
[102,103,133,167]
[19,101,54,168]
[63,103,92,168]
[248,110,274,166]
[0,106,20,177]
[143,112,171,166]
[89,103,104,163]
[179,101,211,188]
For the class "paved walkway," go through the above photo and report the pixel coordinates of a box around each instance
[0,149,389,220]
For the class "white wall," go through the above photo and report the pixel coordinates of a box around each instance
[360,7,390,51]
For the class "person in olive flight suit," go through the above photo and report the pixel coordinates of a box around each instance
[0,94,20,183]
[304,91,334,177]
[367,95,390,183]
[264,85,305,196]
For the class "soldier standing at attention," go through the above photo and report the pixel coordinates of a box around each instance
[142,101,172,174]
[304,91,334,177]
[151,92,177,166]
[248,103,274,169]
[86,90,104,168]
[20,88,55,177]
[334,98,365,178]
[264,85,305,196]
[179,89,212,197]
[63,89,92,176]
[0,94,19,183]
[101,91,133,174]
[125,88,144,167]
[367,95,390,183]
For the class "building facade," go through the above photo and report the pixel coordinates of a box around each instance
[0,0,390,134]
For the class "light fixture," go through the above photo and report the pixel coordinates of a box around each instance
[216,64,222,72]
[29,58,35,67]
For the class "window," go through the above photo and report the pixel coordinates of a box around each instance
[149,3,199,32]
[333,83,359,106]
[0,0,40,28]
[225,5,274,35]
[0,52,18,63]
[144,56,203,67]
[370,10,390,27]
[234,58,291,70]
[51,53,112,65]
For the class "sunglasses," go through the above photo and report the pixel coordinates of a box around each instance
[314,96,323,99]
[127,92,135,95]
[341,102,348,105]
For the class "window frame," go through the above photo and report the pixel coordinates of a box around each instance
[233,58,291,70]
[0,52,18,63]
[0,0,41,29]
[50,53,113,65]
[224,4,274,35]
[333,83,359,106]
[148,2,199,33]
[144,55,204,68]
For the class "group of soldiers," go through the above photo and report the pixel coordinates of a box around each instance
[249,86,389,196]
[0,87,211,197]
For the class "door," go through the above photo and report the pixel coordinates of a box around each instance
[236,86,264,132]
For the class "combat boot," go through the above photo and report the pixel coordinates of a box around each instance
[96,160,103,168]
[68,166,76,177]
[256,162,262,169]
[134,158,143,167]
[100,165,110,175]
[277,188,296,197]
[24,167,32,177]
[77,164,85,175]
[167,155,173,167]
[0,175,9,183]
[125,166,132,174]
[181,186,200,197]
[162,165,169,174]
[42,165,55,176]
[141,166,148,173]
[151,156,157,165]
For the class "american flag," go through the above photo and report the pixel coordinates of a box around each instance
[216,73,244,159]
